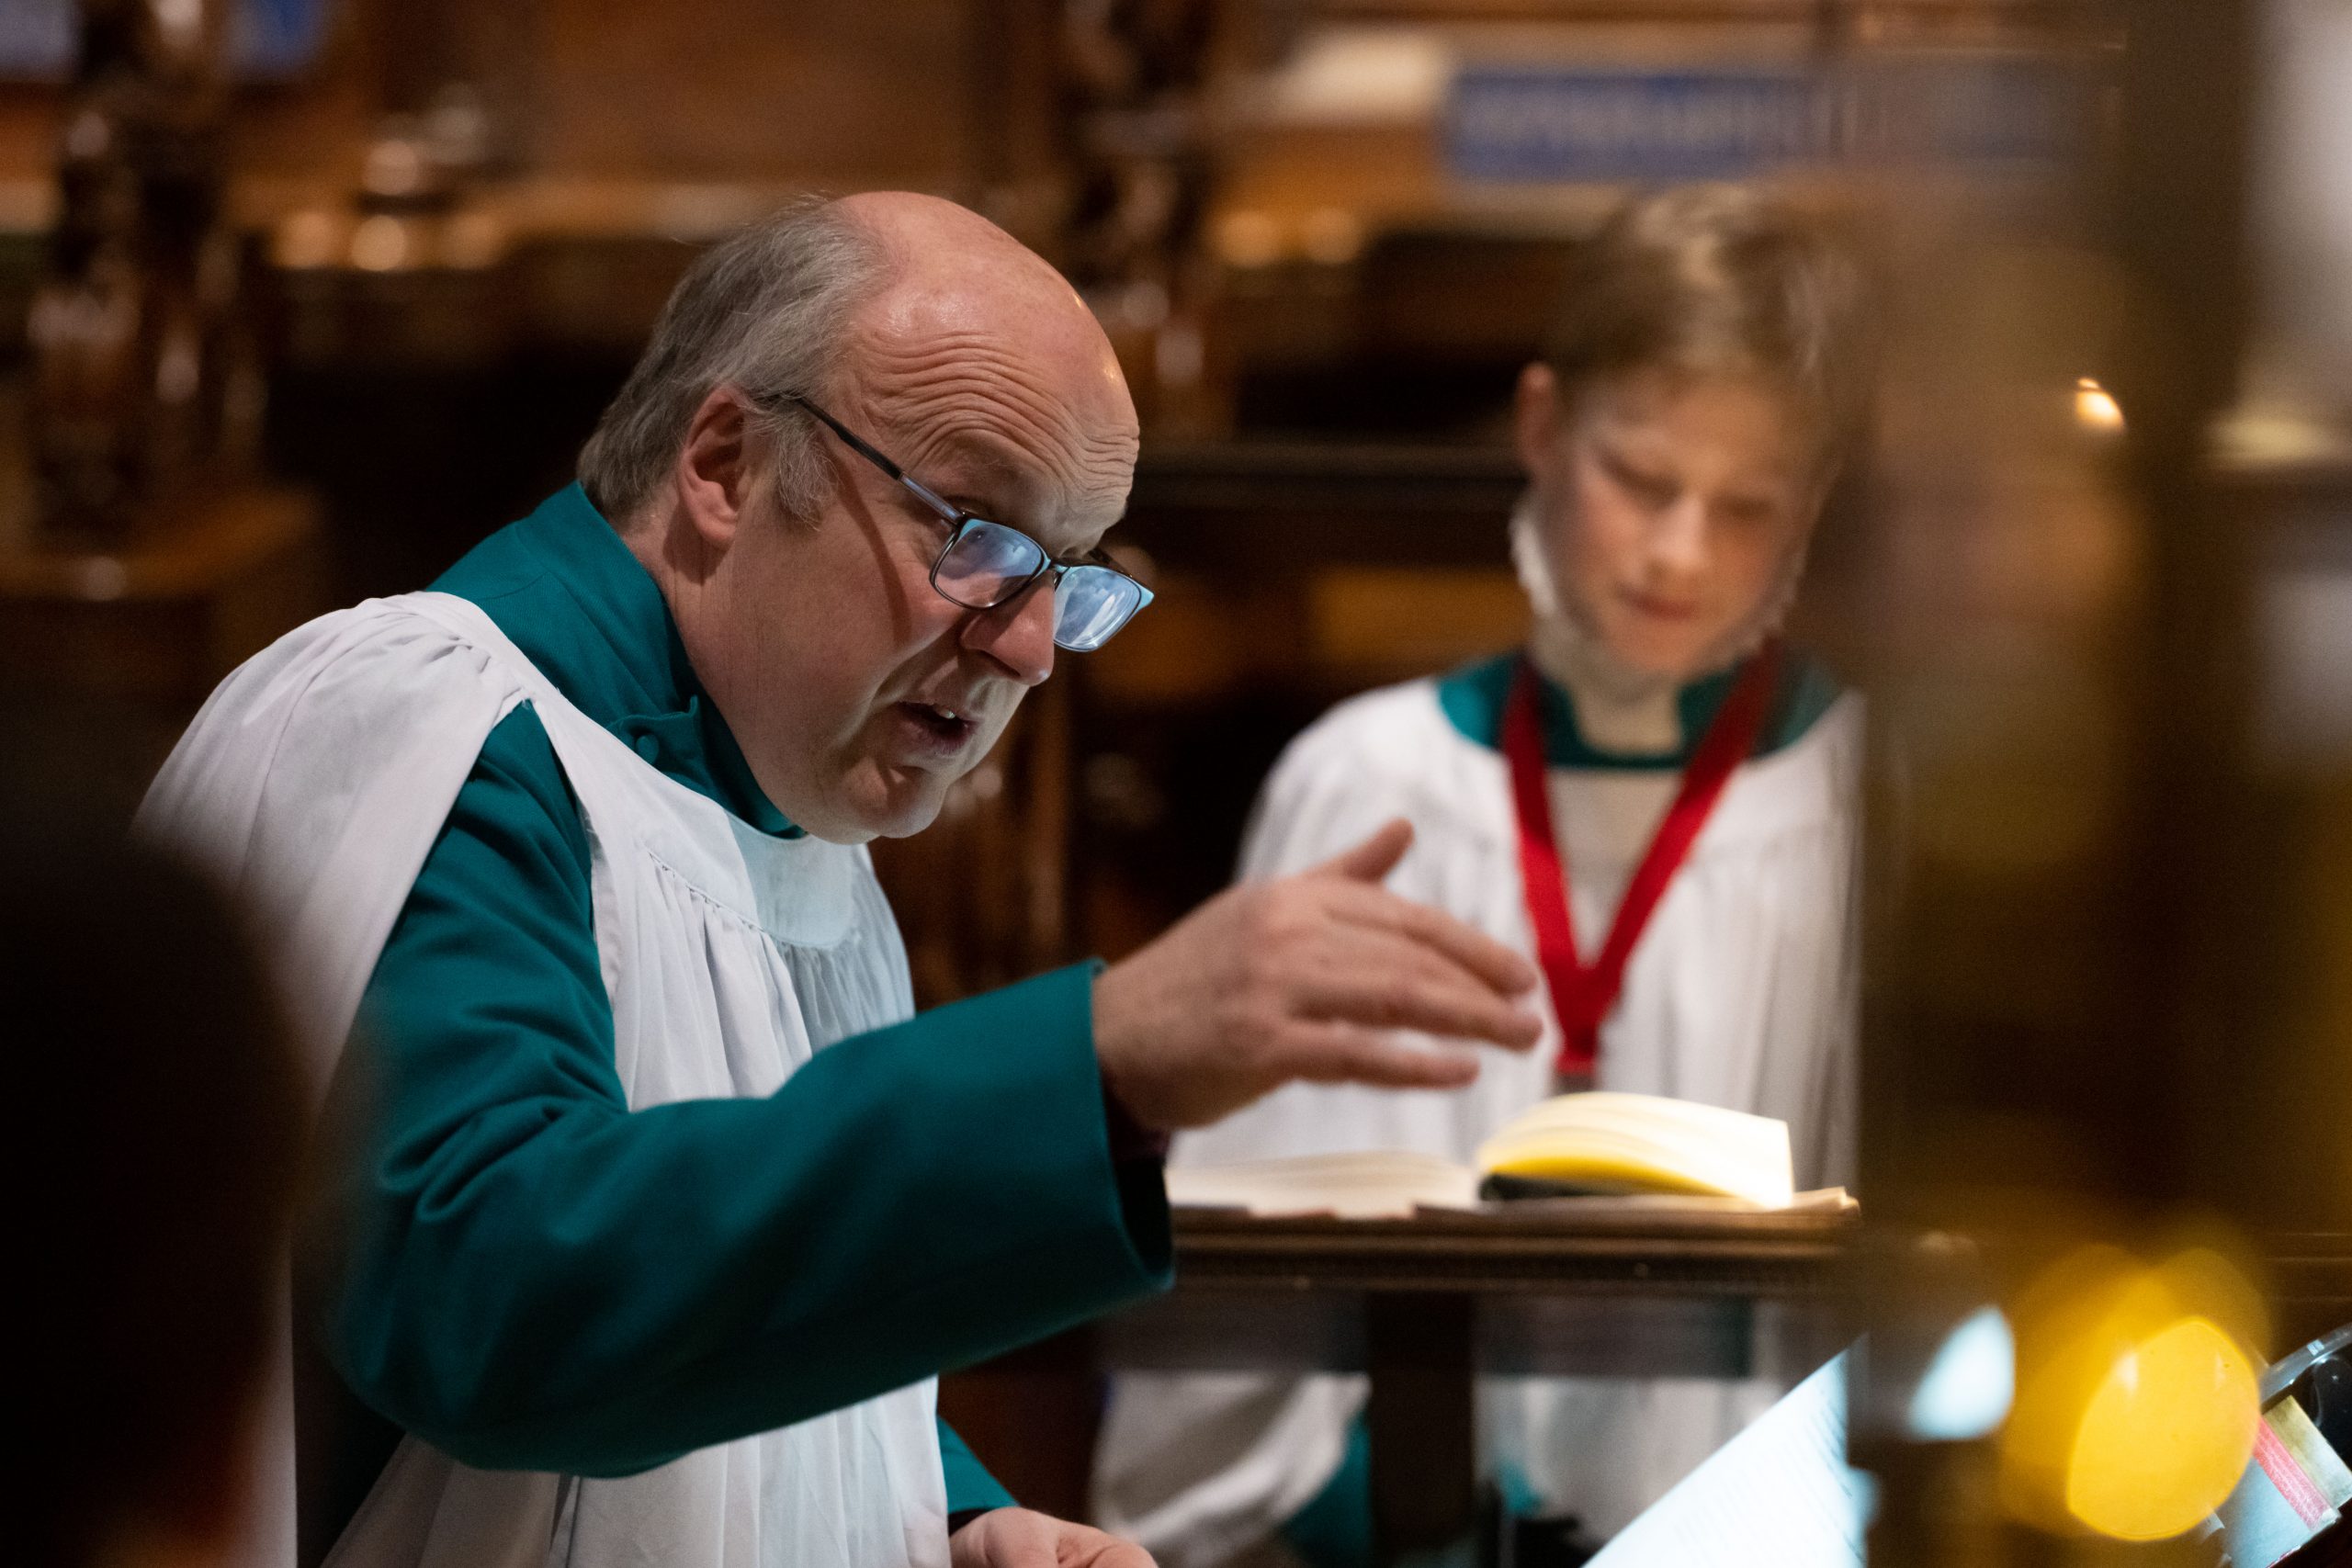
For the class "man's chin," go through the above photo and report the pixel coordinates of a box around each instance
[793,750,986,842]
[837,774,957,843]
[872,795,951,840]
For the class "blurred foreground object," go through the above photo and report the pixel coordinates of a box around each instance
[1996,1247,2266,1541]
[1855,0,2351,1563]
[8,757,304,1568]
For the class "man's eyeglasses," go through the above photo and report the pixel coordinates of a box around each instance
[765,392,1153,653]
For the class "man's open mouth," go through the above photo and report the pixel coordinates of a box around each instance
[899,701,978,748]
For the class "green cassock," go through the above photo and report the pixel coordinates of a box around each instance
[301,484,1171,1553]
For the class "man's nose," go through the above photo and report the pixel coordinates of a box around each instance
[962,580,1058,687]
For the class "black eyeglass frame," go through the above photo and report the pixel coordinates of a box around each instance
[759,391,1153,651]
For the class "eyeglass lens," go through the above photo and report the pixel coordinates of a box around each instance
[932,520,1044,607]
[934,520,1145,651]
[1053,568,1143,651]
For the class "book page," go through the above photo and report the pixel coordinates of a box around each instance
[1588,1352,1869,1568]
[1477,1092,1796,1206]
[1163,1151,1480,1216]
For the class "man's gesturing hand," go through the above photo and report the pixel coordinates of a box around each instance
[1091,818,1544,1131]
[949,1508,1155,1568]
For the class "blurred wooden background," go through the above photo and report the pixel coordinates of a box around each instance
[17,0,2347,1533]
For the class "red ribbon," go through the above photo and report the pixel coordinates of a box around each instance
[1503,642,1783,1079]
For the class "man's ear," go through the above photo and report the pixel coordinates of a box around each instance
[673,388,757,550]
[1513,362,1565,489]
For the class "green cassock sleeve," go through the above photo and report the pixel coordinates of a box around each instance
[310,704,1171,1483]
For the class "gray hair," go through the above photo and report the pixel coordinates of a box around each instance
[578,196,892,525]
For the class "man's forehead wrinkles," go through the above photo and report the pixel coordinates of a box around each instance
[873,362,1082,450]
[862,333,1097,424]
[840,279,1138,551]
[888,424,1128,549]
[895,416,1132,547]
[861,352,1133,507]
[859,314,1126,410]
[888,390,1133,487]
[901,409,1134,514]
[887,397,1079,493]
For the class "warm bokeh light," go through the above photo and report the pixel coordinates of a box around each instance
[349,214,412,273]
[2075,377,2126,434]
[2064,1314,2259,1540]
[1998,1245,2266,1540]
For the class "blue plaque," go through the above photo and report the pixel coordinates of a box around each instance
[1449,68,1825,183]
[1447,58,2099,185]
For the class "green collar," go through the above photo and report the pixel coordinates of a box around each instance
[432,484,802,838]
[1433,647,1839,770]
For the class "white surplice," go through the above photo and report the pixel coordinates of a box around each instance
[138,592,947,1568]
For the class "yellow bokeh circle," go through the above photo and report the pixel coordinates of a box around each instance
[1998,1246,2263,1540]
[2064,1314,2258,1539]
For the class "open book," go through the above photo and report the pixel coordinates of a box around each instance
[1166,1091,1847,1218]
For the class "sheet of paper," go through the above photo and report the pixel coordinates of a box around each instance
[1588,1352,1870,1568]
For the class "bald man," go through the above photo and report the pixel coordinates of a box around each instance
[141,195,1540,1568]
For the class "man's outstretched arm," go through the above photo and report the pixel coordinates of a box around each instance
[316,708,1538,1477]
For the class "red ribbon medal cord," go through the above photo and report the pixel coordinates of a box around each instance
[1503,640,1783,1081]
